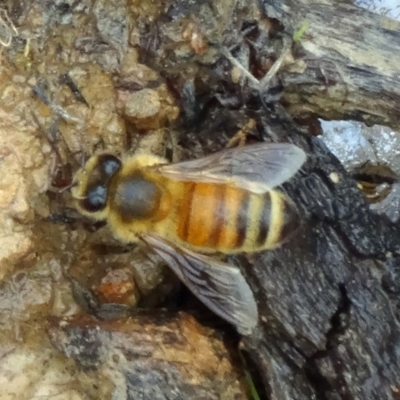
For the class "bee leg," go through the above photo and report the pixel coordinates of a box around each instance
[226,119,257,148]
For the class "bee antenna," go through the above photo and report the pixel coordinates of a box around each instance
[58,181,77,193]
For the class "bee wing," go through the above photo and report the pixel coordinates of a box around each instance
[141,233,258,335]
[156,142,306,193]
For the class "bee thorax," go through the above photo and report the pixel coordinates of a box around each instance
[111,174,162,222]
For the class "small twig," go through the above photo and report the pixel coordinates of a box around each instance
[258,36,291,90]
[220,46,260,88]
[222,35,292,94]
[32,84,84,125]
[0,9,18,47]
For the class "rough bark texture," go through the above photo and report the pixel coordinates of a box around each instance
[240,122,400,399]
[235,2,400,398]
[261,0,400,129]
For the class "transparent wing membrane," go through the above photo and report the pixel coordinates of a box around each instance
[142,233,258,334]
[156,142,306,193]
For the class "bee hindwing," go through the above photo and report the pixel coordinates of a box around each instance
[142,233,258,334]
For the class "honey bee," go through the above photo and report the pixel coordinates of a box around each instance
[71,143,306,334]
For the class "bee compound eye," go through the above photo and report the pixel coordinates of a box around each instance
[97,154,121,178]
[81,184,108,213]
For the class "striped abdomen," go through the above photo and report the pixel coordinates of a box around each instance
[175,181,300,253]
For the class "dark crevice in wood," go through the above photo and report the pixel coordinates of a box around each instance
[304,284,352,400]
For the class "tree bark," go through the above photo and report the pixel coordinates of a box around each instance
[260,0,400,129]
[240,122,400,399]
[233,4,400,397]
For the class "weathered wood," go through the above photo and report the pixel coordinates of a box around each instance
[240,123,400,399]
[222,3,400,396]
[260,0,400,128]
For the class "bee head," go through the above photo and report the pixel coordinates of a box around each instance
[71,153,121,219]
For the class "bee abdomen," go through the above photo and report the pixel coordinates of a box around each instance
[177,182,248,250]
[221,189,300,251]
[251,191,300,250]
[176,182,299,252]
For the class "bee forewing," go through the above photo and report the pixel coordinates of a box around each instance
[156,143,306,193]
[142,233,258,335]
